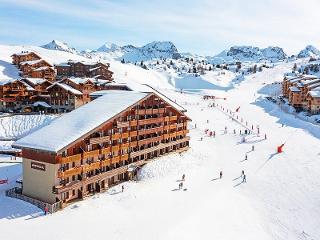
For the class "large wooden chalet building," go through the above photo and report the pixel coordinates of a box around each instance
[13,91,190,205]
[55,61,113,81]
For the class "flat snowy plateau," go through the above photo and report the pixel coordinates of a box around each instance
[0,46,319,240]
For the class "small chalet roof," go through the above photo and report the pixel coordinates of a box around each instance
[67,77,94,85]
[89,66,101,72]
[12,51,39,57]
[33,66,54,72]
[17,80,35,91]
[20,59,44,66]
[309,90,320,98]
[47,83,82,95]
[23,78,47,85]
[13,91,149,153]
[32,101,51,108]
[289,86,300,92]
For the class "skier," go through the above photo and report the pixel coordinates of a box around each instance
[240,130,242,135]
[233,129,236,134]
[219,171,223,179]
[242,136,246,143]
[245,154,247,161]
[242,174,247,183]
[182,174,185,181]
[264,133,267,140]
[207,119,209,123]
[200,137,203,141]
[241,170,245,176]
[252,145,255,151]
[44,205,48,215]
[122,185,124,192]
[179,182,184,190]
[213,131,216,138]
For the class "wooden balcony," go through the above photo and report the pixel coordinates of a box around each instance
[84,161,100,172]
[130,120,138,127]
[169,124,177,130]
[101,159,111,167]
[138,117,163,125]
[58,166,83,179]
[121,154,129,161]
[83,149,100,159]
[101,147,111,155]
[129,130,138,137]
[164,116,170,122]
[111,145,120,152]
[117,121,129,128]
[163,133,170,140]
[122,132,129,138]
[169,116,177,121]
[90,135,110,145]
[112,132,121,140]
[139,126,163,135]
[59,153,82,164]
[121,143,130,150]
[111,156,120,164]
[130,141,138,147]
[169,133,177,138]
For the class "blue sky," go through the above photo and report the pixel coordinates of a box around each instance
[0,0,320,55]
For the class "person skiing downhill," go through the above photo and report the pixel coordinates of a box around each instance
[182,174,185,181]
[241,170,245,176]
[219,171,223,179]
[122,185,124,192]
[252,145,255,151]
[245,154,247,160]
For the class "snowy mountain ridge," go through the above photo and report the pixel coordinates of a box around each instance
[41,40,77,54]
[210,45,287,64]
[90,41,181,62]
[297,45,320,58]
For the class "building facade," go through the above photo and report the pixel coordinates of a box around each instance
[55,61,113,81]
[14,91,190,205]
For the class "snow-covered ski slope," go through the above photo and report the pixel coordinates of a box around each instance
[0,47,320,240]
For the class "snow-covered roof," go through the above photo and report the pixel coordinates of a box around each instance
[289,86,300,92]
[309,90,320,98]
[13,91,149,152]
[33,66,53,72]
[89,66,101,71]
[19,80,35,91]
[67,77,94,85]
[47,83,82,95]
[12,51,39,57]
[56,62,70,67]
[32,101,51,108]
[20,59,45,66]
[22,78,47,85]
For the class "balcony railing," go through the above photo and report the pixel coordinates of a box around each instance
[83,149,100,159]
[59,153,82,164]
[90,135,110,145]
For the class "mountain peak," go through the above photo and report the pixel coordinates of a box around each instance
[41,40,76,53]
[297,45,320,58]
[97,42,121,52]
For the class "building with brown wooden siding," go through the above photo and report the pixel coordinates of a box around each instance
[46,82,84,112]
[13,91,190,205]
[306,89,320,114]
[55,61,113,81]
[0,79,36,111]
[11,52,41,66]
[282,75,320,111]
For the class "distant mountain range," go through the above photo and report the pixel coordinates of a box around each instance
[40,40,320,63]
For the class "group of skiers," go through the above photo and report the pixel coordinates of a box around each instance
[218,170,246,183]
[178,174,186,190]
